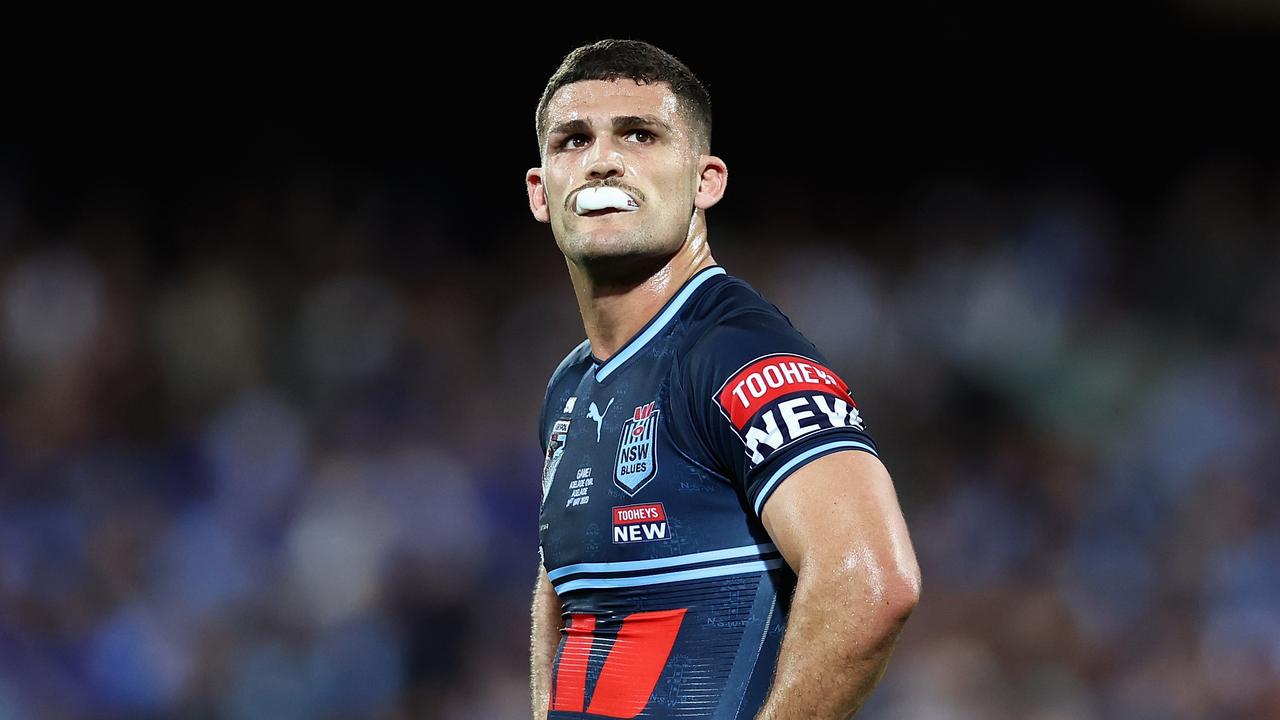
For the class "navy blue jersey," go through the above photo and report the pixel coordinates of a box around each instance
[538,265,879,719]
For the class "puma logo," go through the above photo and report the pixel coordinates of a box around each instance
[587,398,614,442]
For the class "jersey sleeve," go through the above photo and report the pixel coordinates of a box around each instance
[672,309,880,518]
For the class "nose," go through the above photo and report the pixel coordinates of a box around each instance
[585,139,625,180]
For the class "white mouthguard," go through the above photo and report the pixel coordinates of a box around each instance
[574,186,639,215]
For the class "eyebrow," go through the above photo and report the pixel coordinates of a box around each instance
[547,114,674,139]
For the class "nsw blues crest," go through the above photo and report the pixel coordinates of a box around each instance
[614,401,659,495]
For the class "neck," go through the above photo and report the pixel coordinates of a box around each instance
[567,209,716,362]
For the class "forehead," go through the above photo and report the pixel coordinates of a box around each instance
[545,79,686,131]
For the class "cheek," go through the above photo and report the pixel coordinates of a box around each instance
[661,172,698,211]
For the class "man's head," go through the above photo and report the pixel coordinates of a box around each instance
[534,39,713,159]
[526,39,727,280]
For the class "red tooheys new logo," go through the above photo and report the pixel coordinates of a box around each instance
[611,502,672,543]
[713,354,864,466]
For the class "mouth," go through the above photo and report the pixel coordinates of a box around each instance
[578,208,629,218]
[572,186,641,217]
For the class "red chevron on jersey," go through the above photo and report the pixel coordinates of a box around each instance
[714,353,854,430]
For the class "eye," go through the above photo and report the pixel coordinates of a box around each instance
[627,129,656,143]
[559,134,589,150]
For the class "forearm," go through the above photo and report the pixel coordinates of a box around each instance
[754,571,914,719]
[530,567,563,720]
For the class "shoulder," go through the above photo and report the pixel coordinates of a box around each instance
[542,337,593,412]
[671,271,854,439]
[538,338,593,450]
[665,271,877,512]
[683,273,788,332]
[547,338,593,388]
[676,274,822,380]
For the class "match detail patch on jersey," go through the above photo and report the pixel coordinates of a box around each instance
[615,401,659,496]
[566,467,593,508]
[612,502,672,544]
[713,354,864,466]
[542,419,570,506]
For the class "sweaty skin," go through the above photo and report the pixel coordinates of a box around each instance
[755,450,920,719]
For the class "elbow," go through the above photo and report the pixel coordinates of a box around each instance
[830,563,920,654]
[885,567,921,622]
[873,558,921,624]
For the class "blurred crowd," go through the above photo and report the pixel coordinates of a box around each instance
[0,156,1277,719]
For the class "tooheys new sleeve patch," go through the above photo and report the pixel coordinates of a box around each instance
[713,353,865,466]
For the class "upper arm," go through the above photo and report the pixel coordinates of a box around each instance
[673,309,880,518]
[760,449,920,611]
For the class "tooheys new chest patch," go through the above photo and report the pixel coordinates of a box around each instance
[614,401,659,495]
[713,353,865,466]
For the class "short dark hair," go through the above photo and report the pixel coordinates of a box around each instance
[535,39,712,158]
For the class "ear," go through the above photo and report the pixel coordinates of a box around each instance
[526,167,551,223]
[694,154,728,211]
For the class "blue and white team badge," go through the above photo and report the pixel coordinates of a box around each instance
[614,401,658,496]
[542,419,570,507]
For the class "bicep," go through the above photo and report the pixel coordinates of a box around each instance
[760,450,920,603]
